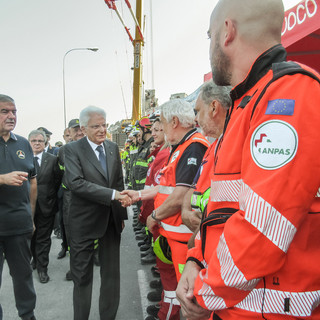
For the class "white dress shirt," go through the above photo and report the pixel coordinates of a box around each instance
[34,151,43,166]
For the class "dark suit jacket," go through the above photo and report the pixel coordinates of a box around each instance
[64,137,127,239]
[36,152,62,216]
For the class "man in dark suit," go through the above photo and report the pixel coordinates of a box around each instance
[28,130,62,283]
[37,127,59,156]
[64,106,128,320]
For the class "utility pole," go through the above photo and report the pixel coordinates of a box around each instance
[104,0,144,122]
[132,0,143,121]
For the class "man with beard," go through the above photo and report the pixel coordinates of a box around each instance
[181,81,231,241]
[176,0,320,319]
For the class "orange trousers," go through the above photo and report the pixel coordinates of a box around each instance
[167,238,188,282]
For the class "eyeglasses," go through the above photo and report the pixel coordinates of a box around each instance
[30,139,45,143]
[87,124,107,130]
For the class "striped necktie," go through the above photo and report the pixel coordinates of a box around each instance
[96,145,107,175]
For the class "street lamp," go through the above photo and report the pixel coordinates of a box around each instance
[63,47,99,128]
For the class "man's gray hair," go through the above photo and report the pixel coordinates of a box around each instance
[160,99,195,128]
[28,130,47,143]
[199,81,232,109]
[0,94,15,104]
[79,106,106,127]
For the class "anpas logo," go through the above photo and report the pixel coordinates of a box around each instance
[250,120,298,170]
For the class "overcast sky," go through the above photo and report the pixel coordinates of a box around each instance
[1,0,300,144]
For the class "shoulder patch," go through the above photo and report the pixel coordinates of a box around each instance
[187,157,197,166]
[265,99,295,115]
[250,120,298,170]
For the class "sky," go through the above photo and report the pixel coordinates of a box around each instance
[0,0,300,144]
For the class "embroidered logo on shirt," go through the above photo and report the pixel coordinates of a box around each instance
[187,157,197,165]
[16,150,26,159]
[265,99,295,115]
[170,150,180,163]
[250,120,298,170]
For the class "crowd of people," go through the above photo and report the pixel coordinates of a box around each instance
[1,0,320,320]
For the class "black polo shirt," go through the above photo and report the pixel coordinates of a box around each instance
[169,129,208,187]
[0,132,36,236]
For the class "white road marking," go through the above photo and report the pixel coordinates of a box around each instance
[138,269,149,319]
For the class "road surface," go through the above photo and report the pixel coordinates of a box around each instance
[0,208,160,320]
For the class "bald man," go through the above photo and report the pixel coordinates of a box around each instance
[176,0,320,319]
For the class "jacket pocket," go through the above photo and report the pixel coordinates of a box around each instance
[200,208,237,258]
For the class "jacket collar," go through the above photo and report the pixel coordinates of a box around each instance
[171,128,197,154]
[231,44,287,101]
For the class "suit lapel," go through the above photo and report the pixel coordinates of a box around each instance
[82,138,109,183]
[39,153,48,177]
[104,140,114,184]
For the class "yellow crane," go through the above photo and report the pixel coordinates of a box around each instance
[104,0,144,123]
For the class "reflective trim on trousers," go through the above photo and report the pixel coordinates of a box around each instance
[163,290,180,305]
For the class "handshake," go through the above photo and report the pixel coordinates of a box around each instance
[114,190,140,207]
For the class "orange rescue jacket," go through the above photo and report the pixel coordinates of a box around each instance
[154,131,209,242]
[189,45,320,319]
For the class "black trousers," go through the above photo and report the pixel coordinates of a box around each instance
[57,186,68,250]
[70,215,121,320]
[62,189,72,246]
[0,233,36,320]
[31,205,55,272]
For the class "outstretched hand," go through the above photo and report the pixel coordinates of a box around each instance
[115,191,132,207]
[120,189,140,206]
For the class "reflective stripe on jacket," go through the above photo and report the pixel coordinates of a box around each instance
[154,131,209,242]
[190,47,320,319]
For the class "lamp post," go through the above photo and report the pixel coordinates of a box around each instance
[63,47,99,128]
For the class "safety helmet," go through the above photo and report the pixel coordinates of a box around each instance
[137,116,152,130]
[149,109,161,122]
[124,125,133,134]
[153,235,173,264]
[131,127,140,136]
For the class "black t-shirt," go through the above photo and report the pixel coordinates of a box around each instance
[0,133,36,236]
[169,129,208,187]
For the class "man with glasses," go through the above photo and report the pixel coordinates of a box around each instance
[0,94,37,320]
[28,129,62,284]
[64,106,128,320]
